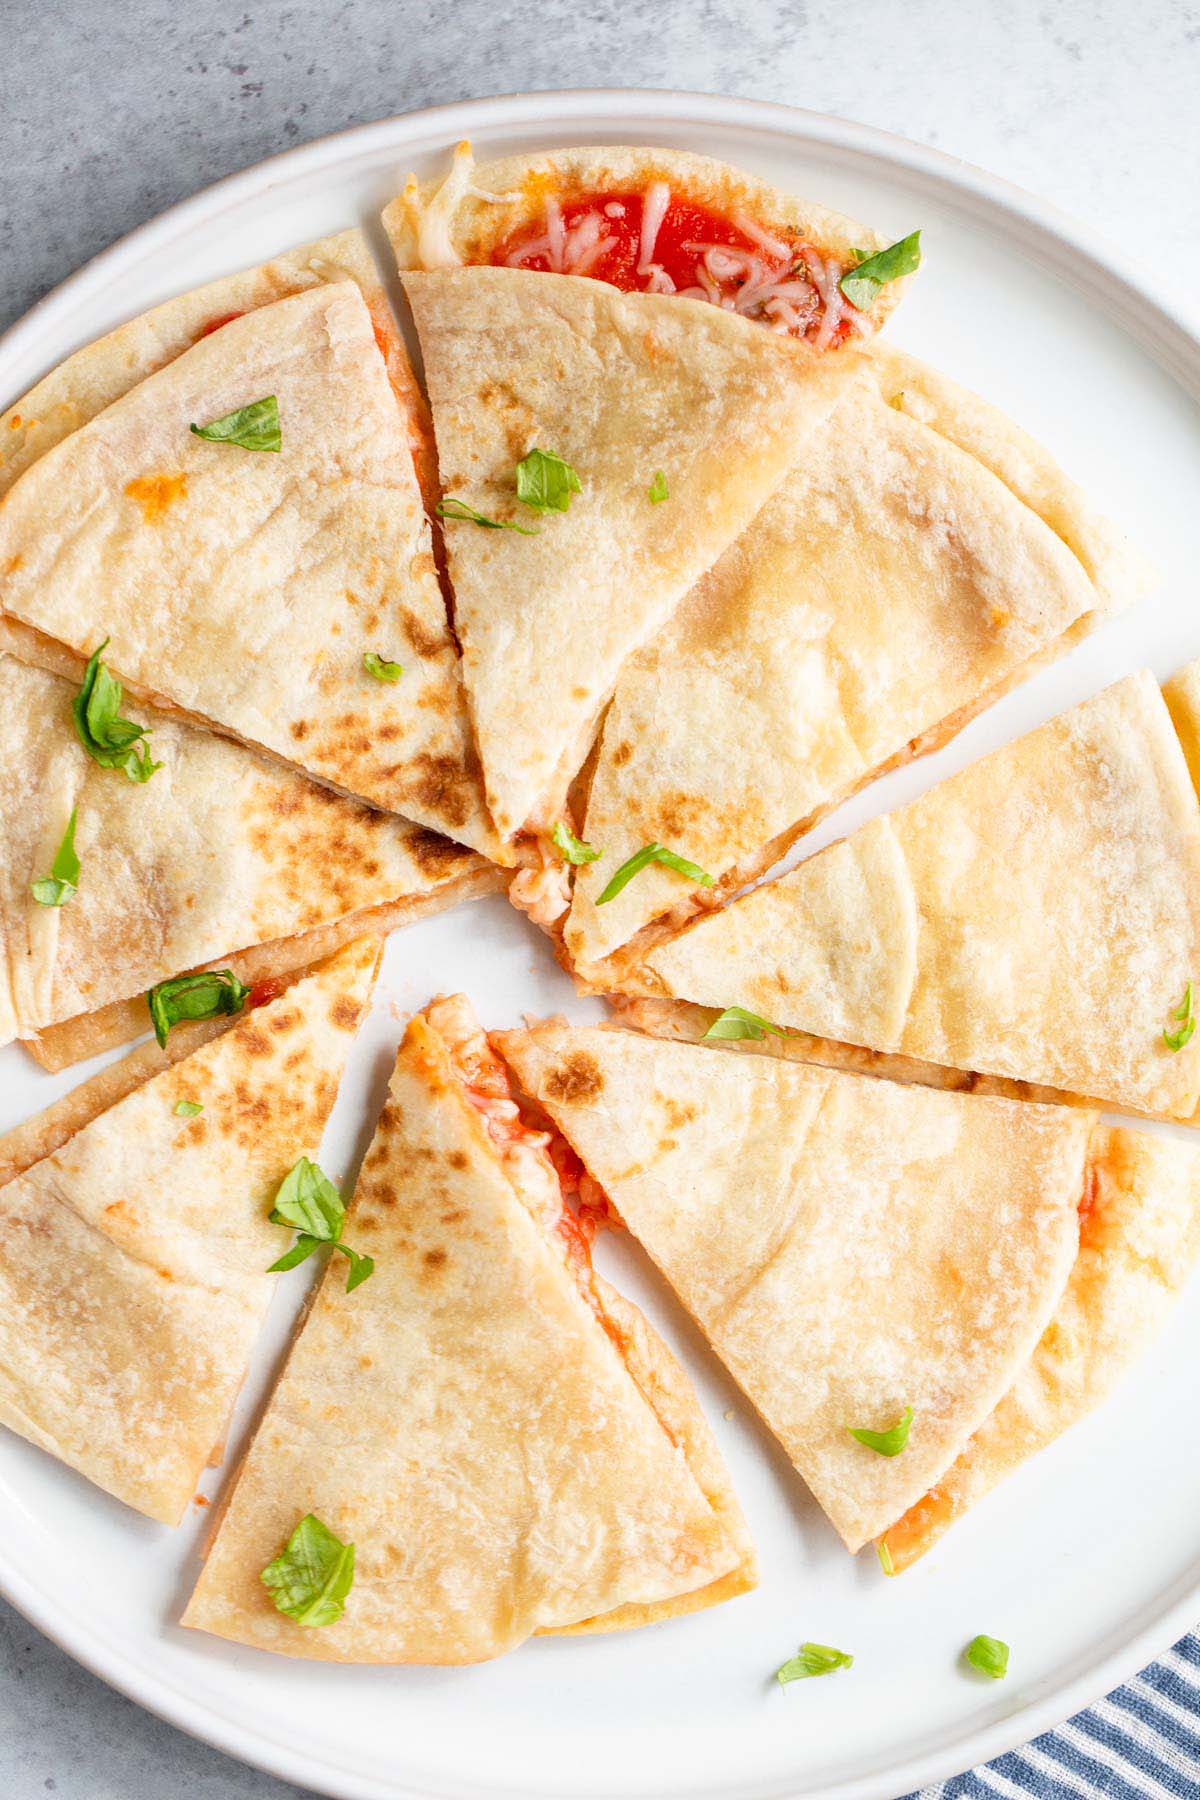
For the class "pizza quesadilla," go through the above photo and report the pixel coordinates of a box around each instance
[497,1021,1096,1554]
[0,228,431,497]
[0,281,499,855]
[385,142,918,348]
[402,264,836,843]
[0,938,378,1525]
[0,652,498,1053]
[565,343,1144,974]
[184,993,753,1661]
[881,1125,1200,1570]
[624,669,1200,1122]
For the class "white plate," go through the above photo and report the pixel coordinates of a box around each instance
[3,87,1200,1800]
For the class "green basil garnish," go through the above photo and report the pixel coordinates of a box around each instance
[648,469,669,504]
[551,820,601,865]
[595,843,714,906]
[848,1406,913,1457]
[363,652,403,683]
[261,1514,355,1627]
[190,395,281,453]
[703,1007,790,1042]
[147,969,250,1048]
[515,447,581,513]
[839,232,922,311]
[965,1635,1009,1680]
[31,807,81,907]
[1164,982,1195,1052]
[436,497,539,534]
[267,1157,374,1293]
[173,1100,204,1118]
[72,641,161,783]
[776,1642,854,1687]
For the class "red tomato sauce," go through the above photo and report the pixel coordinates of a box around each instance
[197,310,245,338]
[247,974,289,1011]
[491,187,857,345]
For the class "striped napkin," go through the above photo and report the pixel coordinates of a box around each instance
[907,1631,1200,1798]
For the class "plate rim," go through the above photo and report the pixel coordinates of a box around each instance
[2,84,1199,1800]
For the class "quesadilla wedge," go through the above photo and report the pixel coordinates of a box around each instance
[881,1125,1200,1570]
[0,281,500,855]
[0,652,498,1052]
[565,343,1144,974]
[184,994,754,1662]
[497,1021,1095,1554]
[402,264,838,841]
[623,670,1200,1123]
[0,937,378,1525]
[0,227,435,504]
[385,142,918,347]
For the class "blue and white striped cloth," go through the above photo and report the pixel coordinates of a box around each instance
[906,1632,1200,1798]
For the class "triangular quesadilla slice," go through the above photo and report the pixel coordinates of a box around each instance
[881,1125,1200,1570]
[0,652,498,1051]
[497,1021,1095,1554]
[184,994,754,1662]
[0,228,433,499]
[402,265,836,841]
[565,344,1146,974]
[0,938,378,1524]
[626,670,1200,1123]
[385,142,916,346]
[0,281,500,855]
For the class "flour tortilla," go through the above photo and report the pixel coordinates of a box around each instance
[0,653,493,1047]
[0,228,434,493]
[566,344,1146,973]
[384,141,911,338]
[184,998,753,1662]
[403,264,837,837]
[0,281,499,854]
[498,1021,1092,1553]
[882,1125,1200,1570]
[631,672,1200,1123]
[0,938,377,1525]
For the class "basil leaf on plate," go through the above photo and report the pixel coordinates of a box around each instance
[848,1406,913,1458]
[776,1642,854,1687]
[173,1100,204,1118]
[964,1635,1009,1680]
[648,469,669,504]
[436,497,539,535]
[703,1006,789,1042]
[363,652,403,683]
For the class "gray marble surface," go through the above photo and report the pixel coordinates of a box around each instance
[2,2,1199,1796]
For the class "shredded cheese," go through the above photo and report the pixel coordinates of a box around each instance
[414,139,476,269]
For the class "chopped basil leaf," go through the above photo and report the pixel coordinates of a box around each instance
[269,1156,345,1242]
[648,469,669,504]
[551,819,601,865]
[515,447,581,513]
[339,1244,376,1292]
[261,1514,355,1627]
[31,807,81,907]
[776,1642,854,1687]
[363,651,403,683]
[436,496,539,535]
[848,1405,913,1457]
[147,969,250,1048]
[965,1634,1009,1680]
[190,394,281,453]
[839,231,922,311]
[704,1006,788,1042]
[877,1539,895,1577]
[595,842,714,906]
[72,641,161,783]
[267,1156,374,1293]
[173,1099,204,1118]
[1164,982,1195,1052]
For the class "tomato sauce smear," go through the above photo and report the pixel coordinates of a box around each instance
[492,187,859,347]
